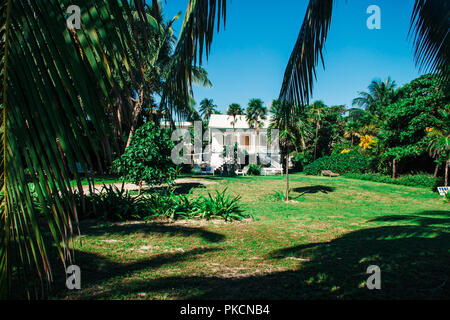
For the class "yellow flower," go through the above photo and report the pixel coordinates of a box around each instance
[426,127,434,133]
[341,149,351,154]
[359,135,377,150]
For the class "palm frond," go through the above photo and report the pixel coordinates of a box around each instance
[0,0,149,298]
[279,0,334,106]
[409,0,450,80]
[161,0,226,121]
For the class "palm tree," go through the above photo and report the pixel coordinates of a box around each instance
[246,99,267,162]
[278,0,449,109]
[246,99,267,132]
[227,103,244,129]
[352,77,398,115]
[199,98,219,121]
[270,100,311,201]
[0,0,226,298]
[428,109,450,186]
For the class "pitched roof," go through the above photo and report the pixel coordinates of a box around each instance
[208,114,272,129]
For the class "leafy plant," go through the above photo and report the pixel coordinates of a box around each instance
[144,190,197,221]
[195,188,246,221]
[444,192,450,204]
[304,153,372,176]
[270,190,287,202]
[112,122,178,194]
[247,164,262,176]
[74,184,151,221]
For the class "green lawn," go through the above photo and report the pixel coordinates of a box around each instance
[51,174,449,300]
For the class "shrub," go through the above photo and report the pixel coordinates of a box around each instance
[291,153,313,172]
[303,152,372,175]
[73,185,247,222]
[144,190,196,221]
[344,173,444,190]
[270,190,287,202]
[111,122,177,192]
[194,188,247,221]
[247,164,262,176]
[74,184,151,221]
[444,192,450,204]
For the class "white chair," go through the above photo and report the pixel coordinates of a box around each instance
[193,166,202,175]
[437,187,449,196]
[236,166,249,176]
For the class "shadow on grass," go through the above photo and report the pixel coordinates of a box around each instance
[80,221,226,243]
[147,182,206,195]
[293,185,335,197]
[50,247,223,298]
[58,210,449,300]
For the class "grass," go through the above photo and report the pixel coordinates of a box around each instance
[48,174,449,300]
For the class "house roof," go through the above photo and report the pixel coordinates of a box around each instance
[208,114,272,129]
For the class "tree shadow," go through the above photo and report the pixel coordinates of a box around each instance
[50,247,223,298]
[80,221,226,243]
[147,182,206,195]
[293,185,335,197]
[68,210,450,300]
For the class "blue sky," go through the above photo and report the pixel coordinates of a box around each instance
[162,0,423,113]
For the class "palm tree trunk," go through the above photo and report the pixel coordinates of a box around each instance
[285,153,289,202]
[126,86,144,149]
[446,160,449,187]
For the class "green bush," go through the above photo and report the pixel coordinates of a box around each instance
[344,173,444,190]
[247,164,262,176]
[74,184,151,221]
[270,190,287,202]
[73,185,247,222]
[303,152,372,175]
[111,122,177,191]
[194,188,247,221]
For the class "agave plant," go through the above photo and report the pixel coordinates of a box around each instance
[0,0,225,298]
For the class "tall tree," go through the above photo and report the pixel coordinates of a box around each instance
[199,98,218,121]
[246,99,267,133]
[227,103,244,129]
[352,77,398,115]
[270,100,310,201]
[428,109,450,186]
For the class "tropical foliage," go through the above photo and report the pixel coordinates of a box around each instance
[1,0,448,299]
[0,0,225,298]
[199,98,219,121]
[111,122,177,194]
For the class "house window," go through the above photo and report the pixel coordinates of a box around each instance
[243,135,250,147]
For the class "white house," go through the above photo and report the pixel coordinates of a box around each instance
[207,114,282,174]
